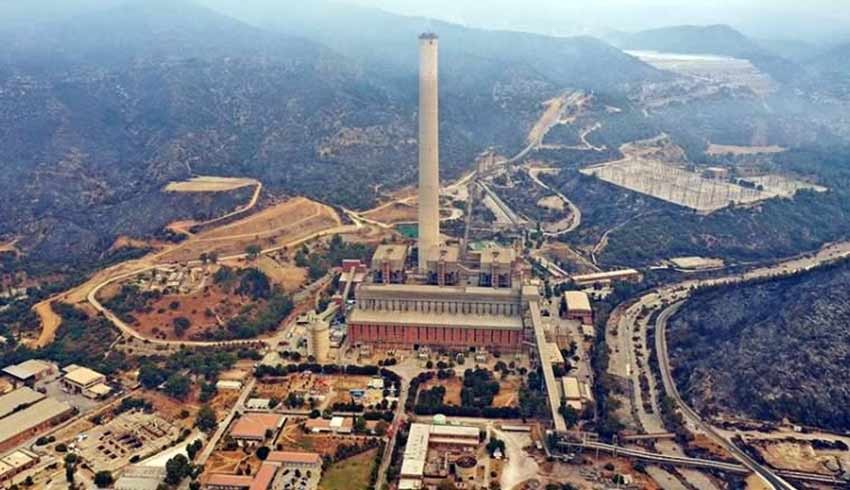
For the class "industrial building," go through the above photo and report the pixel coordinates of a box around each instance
[571,269,640,286]
[61,365,111,399]
[2,359,56,387]
[561,376,593,411]
[345,34,532,354]
[228,413,285,447]
[399,422,482,489]
[0,448,39,481]
[562,291,593,324]
[306,313,331,364]
[204,452,321,490]
[0,392,74,451]
[348,283,525,352]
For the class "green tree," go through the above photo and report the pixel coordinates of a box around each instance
[165,454,192,485]
[245,244,262,260]
[196,404,217,432]
[256,446,271,460]
[164,374,191,399]
[94,470,114,487]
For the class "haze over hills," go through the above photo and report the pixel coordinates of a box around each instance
[0,0,665,268]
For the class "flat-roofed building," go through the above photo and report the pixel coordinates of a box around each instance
[114,466,166,490]
[372,245,409,284]
[349,284,525,352]
[0,387,45,419]
[204,463,278,490]
[2,359,56,387]
[572,269,640,286]
[61,366,107,396]
[477,246,516,288]
[563,291,593,324]
[561,376,593,411]
[229,414,284,447]
[425,245,462,286]
[400,422,481,485]
[304,416,352,434]
[0,448,38,480]
[266,451,322,472]
[0,397,74,451]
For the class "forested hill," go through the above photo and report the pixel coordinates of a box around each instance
[668,260,850,431]
[0,0,664,269]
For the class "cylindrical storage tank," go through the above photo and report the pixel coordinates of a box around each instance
[308,316,330,364]
[455,456,477,481]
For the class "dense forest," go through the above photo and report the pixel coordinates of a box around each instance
[667,260,850,430]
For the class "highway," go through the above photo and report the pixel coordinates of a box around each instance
[655,303,798,490]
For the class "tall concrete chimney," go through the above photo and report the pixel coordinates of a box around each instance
[418,33,440,272]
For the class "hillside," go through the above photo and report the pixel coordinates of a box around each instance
[804,43,850,96]
[0,0,667,270]
[668,260,850,431]
[612,24,800,83]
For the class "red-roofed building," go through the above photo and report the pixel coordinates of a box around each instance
[228,413,285,447]
[204,464,279,490]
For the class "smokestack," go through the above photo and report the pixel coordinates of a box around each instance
[418,33,440,272]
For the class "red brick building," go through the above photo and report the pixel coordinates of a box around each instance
[348,284,525,352]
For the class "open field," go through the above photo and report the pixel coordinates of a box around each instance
[706,144,786,156]
[165,176,259,193]
[362,200,417,225]
[256,255,307,293]
[318,448,378,490]
[418,375,521,408]
[493,378,522,407]
[156,198,341,263]
[752,439,848,475]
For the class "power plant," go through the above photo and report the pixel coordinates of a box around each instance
[346,33,531,354]
[417,33,441,272]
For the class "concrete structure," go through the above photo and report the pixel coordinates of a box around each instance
[348,284,525,352]
[0,449,39,481]
[400,422,481,488]
[2,359,56,386]
[561,376,593,411]
[115,466,166,490]
[572,269,640,286]
[304,416,352,434]
[245,398,272,411]
[563,291,593,324]
[216,380,243,391]
[229,414,284,447]
[266,451,322,472]
[372,245,409,284]
[61,366,108,398]
[418,33,440,271]
[454,456,477,482]
[0,397,74,451]
[306,313,330,364]
[0,387,44,419]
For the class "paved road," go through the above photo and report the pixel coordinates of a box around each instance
[655,304,797,490]
[197,377,256,465]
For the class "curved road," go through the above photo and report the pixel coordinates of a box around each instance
[637,240,850,489]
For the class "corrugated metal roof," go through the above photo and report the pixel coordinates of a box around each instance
[0,387,45,419]
[0,398,73,443]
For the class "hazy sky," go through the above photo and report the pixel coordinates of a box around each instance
[347,0,850,43]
